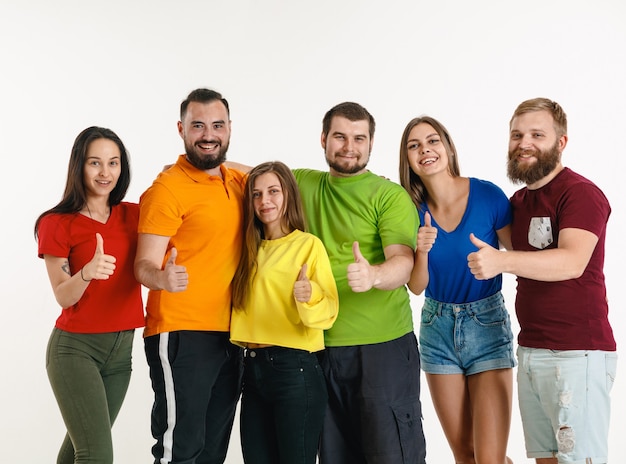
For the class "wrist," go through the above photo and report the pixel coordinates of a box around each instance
[80,267,92,282]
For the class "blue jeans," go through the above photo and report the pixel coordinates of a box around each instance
[240,346,327,464]
[46,328,135,464]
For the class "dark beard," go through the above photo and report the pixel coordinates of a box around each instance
[507,141,560,185]
[185,140,229,170]
[326,154,368,175]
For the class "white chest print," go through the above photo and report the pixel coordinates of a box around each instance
[528,217,553,250]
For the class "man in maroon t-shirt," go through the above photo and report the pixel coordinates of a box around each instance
[466,98,616,464]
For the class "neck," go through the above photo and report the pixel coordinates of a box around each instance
[83,199,111,223]
[264,224,290,240]
[422,175,466,207]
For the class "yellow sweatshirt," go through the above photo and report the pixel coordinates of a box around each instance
[231,230,338,352]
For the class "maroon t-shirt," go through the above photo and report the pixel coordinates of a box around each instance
[511,168,616,351]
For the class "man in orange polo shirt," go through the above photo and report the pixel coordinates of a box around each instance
[135,88,245,464]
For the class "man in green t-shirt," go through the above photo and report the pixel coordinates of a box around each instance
[293,102,426,463]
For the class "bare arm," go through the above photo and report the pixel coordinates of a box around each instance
[407,211,436,295]
[44,233,116,308]
[348,242,414,292]
[134,233,188,292]
[496,224,512,251]
[467,227,598,281]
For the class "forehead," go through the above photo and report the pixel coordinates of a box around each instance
[511,110,555,132]
[409,122,437,138]
[183,100,229,122]
[253,171,281,188]
[329,116,370,136]
[87,138,120,158]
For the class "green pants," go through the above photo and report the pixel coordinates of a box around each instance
[46,328,135,464]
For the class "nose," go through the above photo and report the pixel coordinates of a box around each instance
[255,192,269,205]
[203,126,217,140]
[518,134,534,149]
[99,164,109,177]
[343,138,354,153]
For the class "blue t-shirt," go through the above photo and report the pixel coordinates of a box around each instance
[423,178,511,303]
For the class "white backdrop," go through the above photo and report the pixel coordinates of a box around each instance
[1,1,624,462]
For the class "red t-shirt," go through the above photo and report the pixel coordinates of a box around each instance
[38,202,145,333]
[511,168,615,351]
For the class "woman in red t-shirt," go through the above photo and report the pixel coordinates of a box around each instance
[34,127,144,464]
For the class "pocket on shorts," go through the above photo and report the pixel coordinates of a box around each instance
[605,352,618,391]
[420,304,438,327]
[391,398,425,464]
[470,305,508,328]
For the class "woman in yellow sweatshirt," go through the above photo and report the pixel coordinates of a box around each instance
[231,161,338,464]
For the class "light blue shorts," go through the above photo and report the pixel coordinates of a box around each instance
[517,346,618,463]
[419,292,516,375]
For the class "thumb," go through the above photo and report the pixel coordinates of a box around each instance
[469,233,488,249]
[95,233,104,255]
[297,263,308,281]
[424,211,432,227]
[352,241,364,263]
[167,247,178,266]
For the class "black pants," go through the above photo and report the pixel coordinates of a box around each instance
[240,346,328,464]
[318,332,427,464]
[145,331,243,464]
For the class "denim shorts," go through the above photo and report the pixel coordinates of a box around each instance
[419,292,516,375]
[517,346,618,463]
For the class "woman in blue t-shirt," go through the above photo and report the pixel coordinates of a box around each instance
[399,116,515,464]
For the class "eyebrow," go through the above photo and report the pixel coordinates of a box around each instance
[511,128,546,133]
[407,132,439,143]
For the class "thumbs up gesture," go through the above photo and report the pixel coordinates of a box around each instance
[467,233,501,280]
[417,211,438,254]
[347,241,374,293]
[162,247,188,292]
[82,233,116,281]
[293,263,312,303]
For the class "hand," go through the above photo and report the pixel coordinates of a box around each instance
[162,247,188,292]
[82,233,116,281]
[293,263,312,303]
[467,233,501,280]
[417,211,437,254]
[347,241,374,292]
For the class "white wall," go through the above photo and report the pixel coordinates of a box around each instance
[1,0,624,462]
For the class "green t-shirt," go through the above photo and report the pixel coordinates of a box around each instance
[293,169,419,346]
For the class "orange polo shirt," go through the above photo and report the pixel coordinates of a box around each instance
[138,155,244,337]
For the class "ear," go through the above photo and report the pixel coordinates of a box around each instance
[177,120,184,139]
[558,133,568,151]
[320,132,327,150]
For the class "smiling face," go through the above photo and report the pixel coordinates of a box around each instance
[508,110,567,188]
[252,172,286,238]
[178,100,231,171]
[83,138,121,199]
[406,123,450,178]
[322,116,372,177]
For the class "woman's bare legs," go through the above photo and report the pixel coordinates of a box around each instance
[427,368,514,464]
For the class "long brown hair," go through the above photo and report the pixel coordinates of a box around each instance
[398,116,459,210]
[34,126,131,238]
[231,161,306,309]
